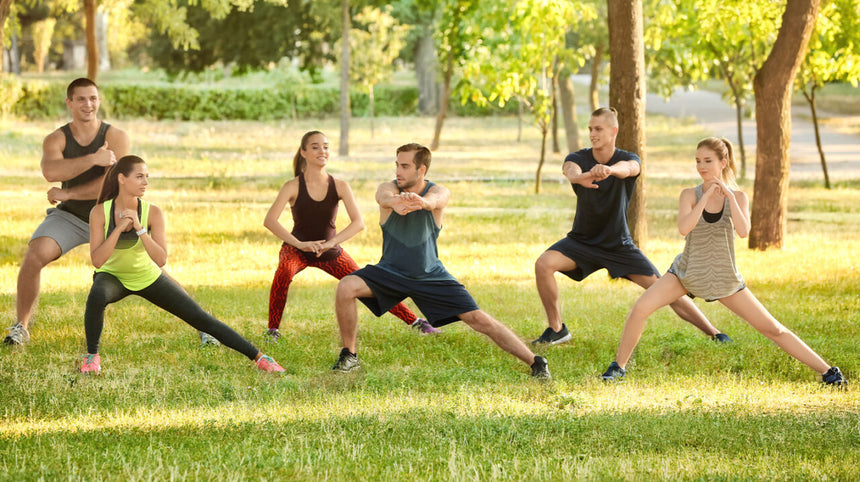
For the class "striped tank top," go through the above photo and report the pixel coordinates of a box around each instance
[669,184,745,301]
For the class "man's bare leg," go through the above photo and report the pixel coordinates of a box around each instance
[534,250,578,333]
[459,309,537,365]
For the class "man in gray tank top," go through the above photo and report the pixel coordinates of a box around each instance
[332,143,551,379]
[5,78,130,346]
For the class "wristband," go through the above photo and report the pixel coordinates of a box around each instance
[136,227,147,236]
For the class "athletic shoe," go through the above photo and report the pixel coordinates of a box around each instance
[332,348,360,372]
[531,355,551,380]
[199,331,220,347]
[81,353,101,375]
[4,323,30,345]
[822,366,847,387]
[412,318,440,335]
[601,361,626,381]
[264,328,281,343]
[531,324,572,345]
[256,355,285,373]
[713,333,733,343]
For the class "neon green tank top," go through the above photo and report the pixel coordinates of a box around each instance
[95,199,162,290]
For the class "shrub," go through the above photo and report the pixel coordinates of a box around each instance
[11,80,514,120]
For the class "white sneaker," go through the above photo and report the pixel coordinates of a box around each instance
[4,323,30,345]
[199,331,220,347]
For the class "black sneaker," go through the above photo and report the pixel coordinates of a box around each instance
[601,361,626,381]
[822,366,847,387]
[531,324,572,345]
[332,348,360,372]
[713,333,732,343]
[531,356,551,380]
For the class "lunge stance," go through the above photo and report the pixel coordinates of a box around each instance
[81,155,285,374]
[333,143,550,378]
[532,108,729,345]
[264,131,438,342]
[601,137,846,386]
[7,78,129,345]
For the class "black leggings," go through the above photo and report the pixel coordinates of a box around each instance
[84,271,259,360]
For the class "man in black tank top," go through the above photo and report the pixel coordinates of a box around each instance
[5,78,130,346]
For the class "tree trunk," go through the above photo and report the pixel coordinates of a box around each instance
[32,19,57,74]
[369,84,375,139]
[733,95,747,179]
[339,0,350,156]
[590,44,604,111]
[430,59,452,151]
[558,68,582,152]
[551,73,560,154]
[803,86,831,189]
[97,8,111,71]
[536,123,548,194]
[608,0,647,248]
[85,0,99,81]
[517,96,523,142]
[415,28,439,115]
[750,0,820,250]
[0,0,12,73]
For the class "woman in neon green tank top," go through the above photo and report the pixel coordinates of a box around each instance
[81,155,285,375]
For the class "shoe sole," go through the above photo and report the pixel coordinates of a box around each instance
[333,364,360,373]
[532,333,573,345]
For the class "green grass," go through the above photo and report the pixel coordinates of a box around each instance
[1,116,858,480]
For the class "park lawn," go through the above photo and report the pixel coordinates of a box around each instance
[1,116,858,480]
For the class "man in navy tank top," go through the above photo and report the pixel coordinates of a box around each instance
[531,107,730,346]
[5,78,130,346]
[333,143,550,379]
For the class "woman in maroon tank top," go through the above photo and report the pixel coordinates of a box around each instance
[263,131,439,341]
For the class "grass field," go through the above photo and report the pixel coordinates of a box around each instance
[1,115,859,480]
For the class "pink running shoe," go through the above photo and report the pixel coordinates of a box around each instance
[256,355,285,372]
[81,353,101,375]
[412,318,440,335]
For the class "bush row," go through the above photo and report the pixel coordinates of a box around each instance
[9,80,518,120]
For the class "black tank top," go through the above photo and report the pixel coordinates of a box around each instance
[56,122,112,222]
[290,173,343,262]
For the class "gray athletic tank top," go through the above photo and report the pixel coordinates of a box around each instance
[57,122,111,222]
[669,184,745,301]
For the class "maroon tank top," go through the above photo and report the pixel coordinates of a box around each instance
[290,173,343,262]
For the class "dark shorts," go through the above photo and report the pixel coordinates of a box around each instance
[547,236,659,281]
[351,265,479,327]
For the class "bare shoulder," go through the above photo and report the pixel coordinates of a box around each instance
[679,187,697,200]
[733,189,749,204]
[332,176,353,191]
[43,128,65,147]
[377,180,398,193]
[428,182,450,196]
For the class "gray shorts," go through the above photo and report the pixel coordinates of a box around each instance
[30,208,90,254]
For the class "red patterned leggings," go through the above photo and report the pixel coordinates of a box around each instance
[268,243,418,329]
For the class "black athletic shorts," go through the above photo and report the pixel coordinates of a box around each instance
[547,236,660,281]
[352,265,479,327]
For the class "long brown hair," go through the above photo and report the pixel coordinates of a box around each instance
[293,130,326,177]
[97,155,146,204]
[697,137,738,188]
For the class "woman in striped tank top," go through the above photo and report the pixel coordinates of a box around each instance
[601,138,845,386]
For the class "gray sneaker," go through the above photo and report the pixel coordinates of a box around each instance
[4,323,30,345]
[531,324,572,345]
[199,331,220,347]
[332,348,360,372]
[601,361,626,381]
[531,355,551,380]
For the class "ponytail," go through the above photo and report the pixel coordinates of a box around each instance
[293,130,325,177]
[97,155,146,204]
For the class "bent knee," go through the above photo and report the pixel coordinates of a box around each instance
[337,275,366,299]
[23,239,62,268]
[758,320,790,339]
[535,251,572,275]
